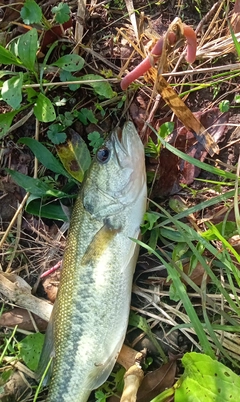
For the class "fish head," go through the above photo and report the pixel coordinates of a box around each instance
[83,121,146,221]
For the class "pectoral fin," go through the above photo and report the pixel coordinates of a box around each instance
[86,338,123,391]
[81,223,121,266]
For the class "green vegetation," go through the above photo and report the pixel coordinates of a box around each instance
[0,28,115,139]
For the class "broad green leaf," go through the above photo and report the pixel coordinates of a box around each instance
[95,390,109,402]
[158,121,174,138]
[172,242,189,261]
[59,70,80,91]
[17,28,38,72]
[6,169,68,198]
[47,124,67,145]
[57,130,91,182]
[20,0,42,24]
[0,46,22,66]
[0,110,18,138]
[202,221,237,241]
[52,3,70,24]
[159,227,186,242]
[26,195,69,220]
[59,112,74,127]
[88,131,104,153]
[34,93,56,122]
[169,197,188,213]
[169,280,184,302]
[17,333,44,371]
[141,211,159,234]
[175,352,240,401]
[2,73,23,109]
[77,109,98,125]
[219,99,230,113]
[148,226,160,253]
[25,86,38,102]
[235,94,240,103]
[79,74,116,99]
[52,54,84,72]
[18,137,71,179]
[0,369,13,385]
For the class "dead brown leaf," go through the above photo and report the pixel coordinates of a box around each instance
[183,262,210,286]
[150,108,229,197]
[108,395,120,401]
[108,357,177,402]
[230,0,240,33]
[42,269,61,303]
[0,307,47,332]
[0,0,22,29]
[137,359,177,402]
[155,75,219,157]
[40,19,73,54]
[0,182,22,224]
[117,345,145,371]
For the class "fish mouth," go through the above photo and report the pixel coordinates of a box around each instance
[111,122,143,169]
[112,127,129,157]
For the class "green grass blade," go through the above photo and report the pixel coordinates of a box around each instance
[149,124,236,180]
[154,189,239,227]
[135,238,215,358]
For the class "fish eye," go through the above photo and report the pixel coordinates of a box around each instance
[96,147,111,164]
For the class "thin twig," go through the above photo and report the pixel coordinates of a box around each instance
[6,202,23,273]
[0,193,29,249]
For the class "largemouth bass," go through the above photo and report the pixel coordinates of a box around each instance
[39,121,147,402]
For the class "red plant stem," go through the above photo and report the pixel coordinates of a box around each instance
[121,55,157,90]
[121,25,197,90]
[40,260,62,278]
[183,24,197,63]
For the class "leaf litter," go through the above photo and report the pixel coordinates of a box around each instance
[148,107,229,197]
[0,0,240,401]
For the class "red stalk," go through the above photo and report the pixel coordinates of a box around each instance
[121,25,197,90]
